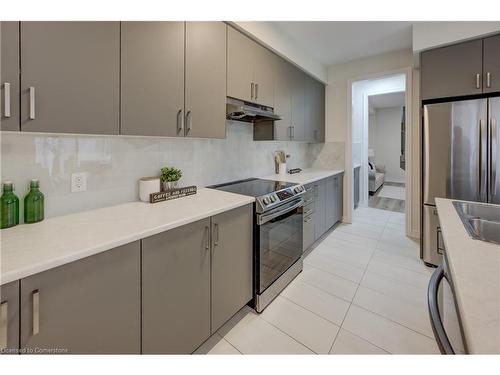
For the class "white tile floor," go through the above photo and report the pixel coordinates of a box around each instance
[195,207,440,355]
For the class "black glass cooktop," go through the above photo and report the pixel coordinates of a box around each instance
[209,178,296,198]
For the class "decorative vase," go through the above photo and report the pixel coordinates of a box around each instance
[162,180,179,191]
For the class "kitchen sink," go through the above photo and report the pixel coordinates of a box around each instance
[453,201,500,245]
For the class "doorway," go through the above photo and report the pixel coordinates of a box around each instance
[346,69,412,236]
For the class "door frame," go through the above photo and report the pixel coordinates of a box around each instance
[345,67,414,238]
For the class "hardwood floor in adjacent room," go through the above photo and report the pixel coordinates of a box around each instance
[368,182,405,213]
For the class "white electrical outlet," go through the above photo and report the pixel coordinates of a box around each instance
[71,172,87,193]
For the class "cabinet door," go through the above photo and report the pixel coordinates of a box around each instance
[273,55,293,140]
[333,174,343,223]
[291,67,306,141]
[1,281,20,354]
[185,22,226,139]
[211,204,253,332]
[483,34,500,93]
[1,22,20,131]
[121,22,184,137]
[227,27,253,102]
[325,177,335,230]
[142,218,211,354]
[314,181,326,240]
[304,75,317,142]
[20,22,119,134]
[421,40,483,100]
[316,80,326,142]
[20,241,141,354]
[253,44,274,107]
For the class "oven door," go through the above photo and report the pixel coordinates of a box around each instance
[256,198,303,295]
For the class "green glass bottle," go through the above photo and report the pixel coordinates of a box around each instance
[24,179,44,224]
[1,181,20,229]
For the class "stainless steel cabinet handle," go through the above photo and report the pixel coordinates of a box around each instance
[204,226,210,250]
[0,301,8,350]
[486,72,491,88]
[255,83,259,100]
[476,73,481,89]
[3,82,11,118]
[32,290,40,336]
[304,217,312,223]
[492,118,497,197]
[213,223,219,246]
[185,110,192,135]
[176,109,184,135]
[428,265,455,354]
[479,119,488,201]
[292,126,295,139]
[304,209,313,216]
[251,82,254,100]
[29,87,36,120]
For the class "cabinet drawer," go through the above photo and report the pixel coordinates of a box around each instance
[303,202,314,217]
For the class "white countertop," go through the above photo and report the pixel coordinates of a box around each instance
[262,168,344,185]
[0,188,254,285]
[435,198,500,354]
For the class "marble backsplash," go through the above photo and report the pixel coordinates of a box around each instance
[1,121,343,220]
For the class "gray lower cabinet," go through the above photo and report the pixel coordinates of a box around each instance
[332,174,343,223]
[184,22,227,139]
[121,21,184,137]
[20,241,141,354]
[483,34,500,93]
[420,39,483,100]
[314,180,326,240]
[20,22,120,135]
[211,204,253,332]
[354,166,360,209]
[0,281,20,354]
[142,218,211,354]
[1,22,20,131]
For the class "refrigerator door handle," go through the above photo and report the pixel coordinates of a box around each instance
[480,118,488,201]
[492,117,497,198]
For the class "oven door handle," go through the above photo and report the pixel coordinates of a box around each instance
[257,200,303,225]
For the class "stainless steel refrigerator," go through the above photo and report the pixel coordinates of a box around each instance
[422,97,500,266]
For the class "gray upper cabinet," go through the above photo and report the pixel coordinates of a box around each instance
[20,22,120,135]
[483,34,500,93]
[1,281,20,354]
[273,55,293,140]
[142,218,211,354]
[421,39,483,100]
[211,204,253,332]
[1,22,20,131]
[227,26,274,107]
[291,67,306,141]
[227,27,254,103]
[20,241,141,354]
[304,74,325,143]
[185,22,227,139]
[121,22,184,137]
[252,44,275,107]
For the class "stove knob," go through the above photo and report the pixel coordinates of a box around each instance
[263,197,270,205]
[270,195,276,202]
[294,186,301,193]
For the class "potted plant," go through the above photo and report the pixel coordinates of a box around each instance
[160,167,182,191]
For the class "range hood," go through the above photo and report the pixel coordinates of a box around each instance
[226,97,281,123]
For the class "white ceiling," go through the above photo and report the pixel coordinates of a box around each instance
[369,91,405,110]
[267,21,413,66]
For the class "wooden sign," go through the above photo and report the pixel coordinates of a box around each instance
[149,186,197,203]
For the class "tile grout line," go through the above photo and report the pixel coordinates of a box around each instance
[329,210,389,354]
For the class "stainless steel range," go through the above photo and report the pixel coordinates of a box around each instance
[209,178,305,312]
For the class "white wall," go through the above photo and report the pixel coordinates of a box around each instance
[369,106,405,183]
[325,49,412,143]
[413,22,500,52]
[231,21,327,82]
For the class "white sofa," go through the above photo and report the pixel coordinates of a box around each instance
[368,162,385,194]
